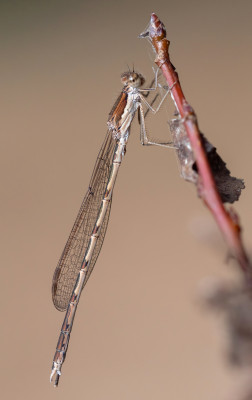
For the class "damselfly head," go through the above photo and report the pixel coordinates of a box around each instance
[121,71,145,88]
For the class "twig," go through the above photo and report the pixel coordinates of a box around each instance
[139,13,252,279]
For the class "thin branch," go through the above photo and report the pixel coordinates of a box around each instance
[139,13,252,279]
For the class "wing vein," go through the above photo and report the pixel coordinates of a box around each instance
[52,131,117,311]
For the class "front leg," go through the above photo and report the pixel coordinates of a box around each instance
[138,103,177,149]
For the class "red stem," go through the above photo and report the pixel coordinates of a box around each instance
[141,13,251,278]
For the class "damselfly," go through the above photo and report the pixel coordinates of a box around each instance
[50,70,175,386]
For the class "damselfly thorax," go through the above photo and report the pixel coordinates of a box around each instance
[107,71,145,140]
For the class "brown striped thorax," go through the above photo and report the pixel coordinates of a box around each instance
[107,71,145,140]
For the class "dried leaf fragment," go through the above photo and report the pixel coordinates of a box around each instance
[169,115,245,203]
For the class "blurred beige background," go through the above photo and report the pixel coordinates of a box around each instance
[1,0,252,399]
